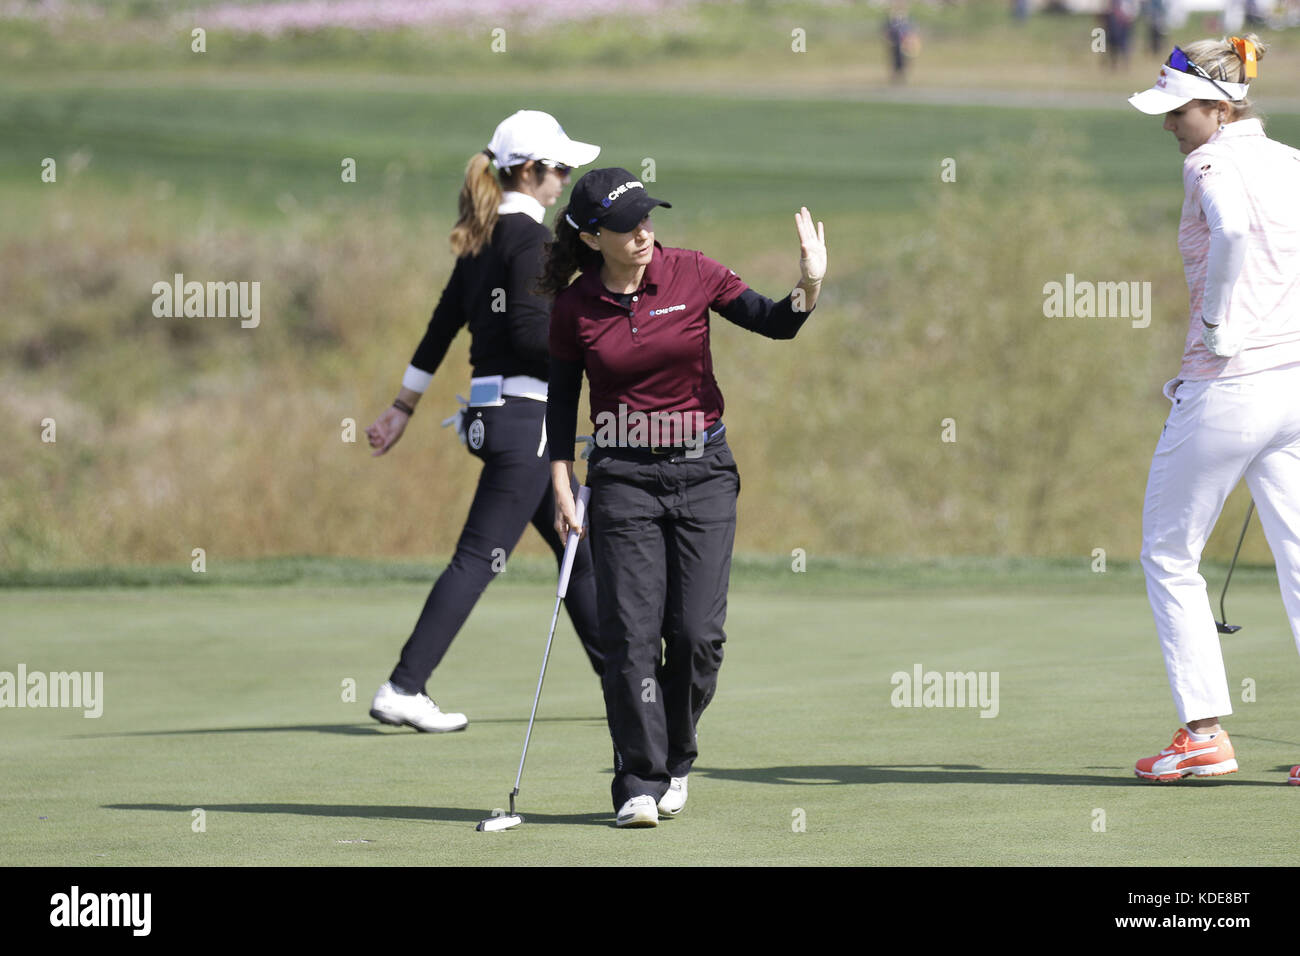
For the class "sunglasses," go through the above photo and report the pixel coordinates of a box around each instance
[1168,46,1238,102]
[538,159,573,176]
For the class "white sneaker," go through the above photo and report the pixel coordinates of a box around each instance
[615,795,658,828]
[657,776,688,816]
[369,681,467,733]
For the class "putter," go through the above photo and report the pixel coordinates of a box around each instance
[1216,500,1254,635]
[477,485,591,832]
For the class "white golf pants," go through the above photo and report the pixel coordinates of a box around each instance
[1141,363,1300,723]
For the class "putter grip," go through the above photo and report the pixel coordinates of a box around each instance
[556,486,590,599]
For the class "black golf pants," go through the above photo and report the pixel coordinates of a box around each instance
[587,438,739,811]
[389,396,604,695]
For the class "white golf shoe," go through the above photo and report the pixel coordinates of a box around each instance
[369,681,467,733]
[657,776,688,816]
[615,795,659,828]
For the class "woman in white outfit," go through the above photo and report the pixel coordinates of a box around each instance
[1128,36,1300,784]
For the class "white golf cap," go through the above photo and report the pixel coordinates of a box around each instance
[1129,63,1249,114]
[485,110,600,170]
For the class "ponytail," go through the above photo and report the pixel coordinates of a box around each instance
[537,205,602,297]
[1181,34,1269,123]
[449,151,501,257]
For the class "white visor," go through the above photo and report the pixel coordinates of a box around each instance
[1129,64,1249,114]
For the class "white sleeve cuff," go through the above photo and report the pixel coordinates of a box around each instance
[402,365,433,394]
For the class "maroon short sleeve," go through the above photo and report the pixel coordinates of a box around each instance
[694,252,750,311]
[548,287,583,363]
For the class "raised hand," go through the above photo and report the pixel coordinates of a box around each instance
[795,206,826,284]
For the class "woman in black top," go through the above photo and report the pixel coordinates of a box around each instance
[365,111,606,733]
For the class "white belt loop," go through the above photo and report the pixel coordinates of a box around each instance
[502,375,548,402]
[468,375,548,405]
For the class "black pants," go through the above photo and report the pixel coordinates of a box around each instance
[389,396,604,695]
[587,438,740,810]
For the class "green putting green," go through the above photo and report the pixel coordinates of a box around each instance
[2,564,1296,866]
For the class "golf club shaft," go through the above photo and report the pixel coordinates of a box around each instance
[1219,499,1254,628]
[512,595,563,794]
[509,485,590,799]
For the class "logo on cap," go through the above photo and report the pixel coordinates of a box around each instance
[601,181,644,208]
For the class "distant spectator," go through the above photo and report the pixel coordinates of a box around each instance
[1105,0,1139,70]
[1012,0,1030,20]
[1145,0,1170,55]
[883,1,919,84]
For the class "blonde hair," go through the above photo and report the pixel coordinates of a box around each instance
[1179,33,1268,122]
[449,152,502,258]
[448,152,548,257]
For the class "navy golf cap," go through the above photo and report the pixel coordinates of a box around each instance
[564,167,671,234]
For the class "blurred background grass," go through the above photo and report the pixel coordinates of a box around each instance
[2,0,1293,570]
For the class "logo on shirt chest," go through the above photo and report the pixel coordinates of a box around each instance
[647,303,686,317]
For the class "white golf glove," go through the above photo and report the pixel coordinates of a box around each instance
[441,395,470,444]
[1201,318,1245,359]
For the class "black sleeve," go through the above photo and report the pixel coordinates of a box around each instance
[409,260,469,374]
[503,226,552,365]
[546,356,584,462]
[716,287,812,340]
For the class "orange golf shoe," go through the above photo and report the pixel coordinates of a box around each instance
[1289,766,1300,786]
[1134,728,1239,782]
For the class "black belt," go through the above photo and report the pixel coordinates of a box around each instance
[590,421,727,461]
[650,420,726,455]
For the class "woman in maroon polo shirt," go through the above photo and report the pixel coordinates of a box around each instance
[539,167,826,827]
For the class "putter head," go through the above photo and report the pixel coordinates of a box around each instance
[476,813,523,832]
[1216,622,1242,635]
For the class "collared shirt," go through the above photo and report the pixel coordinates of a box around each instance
[1177,118,1300,379]
[547,243,811,455]
[550,244,746,440]
[497,190,546,224]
